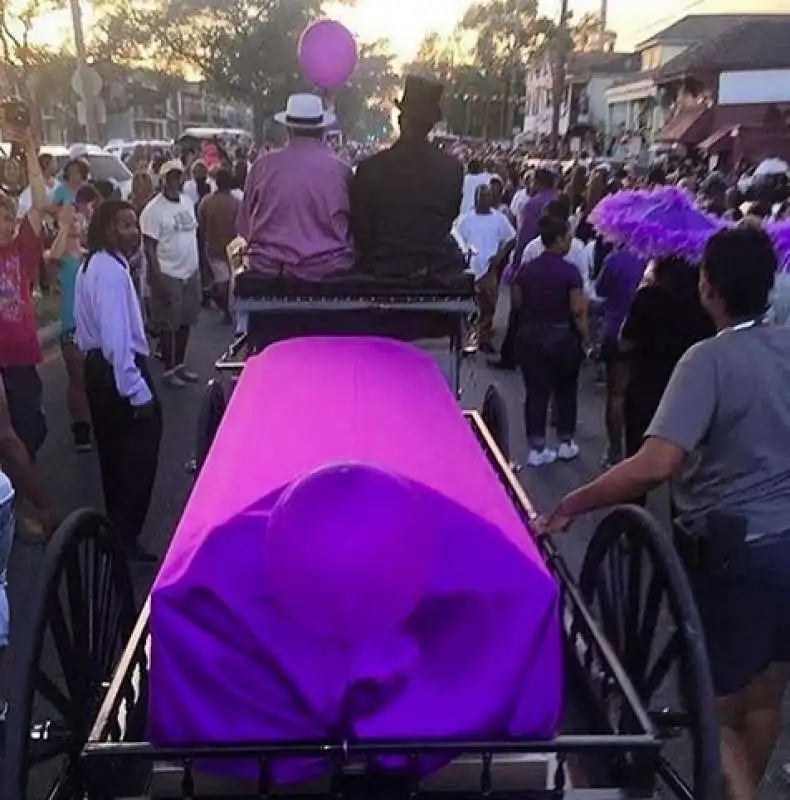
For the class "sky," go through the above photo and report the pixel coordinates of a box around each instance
[27,0,790,62]
[329,0,790,60]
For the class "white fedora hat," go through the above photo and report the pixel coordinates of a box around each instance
[274,93,336,129]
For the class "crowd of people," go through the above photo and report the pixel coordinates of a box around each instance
[0,122,250,725]
[0,71,789,798]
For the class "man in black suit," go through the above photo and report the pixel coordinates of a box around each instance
[350,76,465,279]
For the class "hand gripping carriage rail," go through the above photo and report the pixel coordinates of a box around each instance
[3,273,723,800]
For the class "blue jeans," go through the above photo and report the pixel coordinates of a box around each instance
[0,497,13,649]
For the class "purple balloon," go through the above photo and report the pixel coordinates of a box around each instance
[263,462,436,642]
[298,19,358,89]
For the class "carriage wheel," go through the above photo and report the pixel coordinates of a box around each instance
[195,379,227,472]
[579,505,722,800]
[4,509,137,800]
[480,384,510,462]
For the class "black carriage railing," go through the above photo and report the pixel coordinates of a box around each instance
[466,411,660,791]
[215,332,248,371]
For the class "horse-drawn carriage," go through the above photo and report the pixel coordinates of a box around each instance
[4,269,722,800]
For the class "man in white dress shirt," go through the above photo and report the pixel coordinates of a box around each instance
[75,200,161,563]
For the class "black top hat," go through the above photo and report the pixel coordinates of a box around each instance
[395,75,444,122]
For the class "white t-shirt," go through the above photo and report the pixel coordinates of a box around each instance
[460,173,493,216]
[183,177,216,206]
[139,194,200,280]
[456,210,516,280]
[17,179,60,218]
[509,188,529,228]
[522,235,596,299]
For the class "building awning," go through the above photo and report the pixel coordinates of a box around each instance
[698,125,740,153]
[655,105,712,145]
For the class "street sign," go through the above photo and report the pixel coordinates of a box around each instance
[77,97,106,126]
[71,66,103,99]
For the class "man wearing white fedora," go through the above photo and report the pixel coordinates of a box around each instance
[236,93,355,280]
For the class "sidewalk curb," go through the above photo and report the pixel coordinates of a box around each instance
[37,321,60,353]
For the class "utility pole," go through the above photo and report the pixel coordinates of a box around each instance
[599,0,609,50]
[69,0,98,142]
[549,0,570,157]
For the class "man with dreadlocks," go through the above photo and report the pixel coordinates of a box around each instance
[74,200,162,563]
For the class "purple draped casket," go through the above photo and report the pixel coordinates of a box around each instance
[148,337,562,782]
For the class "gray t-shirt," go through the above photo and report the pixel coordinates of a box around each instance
[646,323,790,537]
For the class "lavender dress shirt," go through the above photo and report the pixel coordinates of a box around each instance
[236,138,355,280]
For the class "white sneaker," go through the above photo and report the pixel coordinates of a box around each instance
[557,441,580,461]
[526,448,557,468]
[0,700,8,722]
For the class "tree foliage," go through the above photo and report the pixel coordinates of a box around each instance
[407,1,617,139]
[569,12,617,53]
[91,0,397,141]
[0,0,77,137]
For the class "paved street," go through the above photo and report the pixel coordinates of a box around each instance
[6,303,790,797]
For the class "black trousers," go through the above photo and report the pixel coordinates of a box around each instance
[84,351,162,545]
[499,308,520,366]
[518,338,582,447]
[0,365,46,459]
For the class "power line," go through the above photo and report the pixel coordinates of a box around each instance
[629,0,714,38]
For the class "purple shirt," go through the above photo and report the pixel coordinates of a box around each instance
[237,138,355,280]
[503,189,557,283]
[513,250,582,336]
[595,250,645,343]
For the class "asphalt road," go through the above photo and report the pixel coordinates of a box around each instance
[7,301,790,798]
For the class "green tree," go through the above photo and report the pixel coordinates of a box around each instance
[336,39,398,141]
[460,0,552,137]
[406,0,553,138]
[569,11,617,53]
[0,0,77,138]
[91,0,398,142]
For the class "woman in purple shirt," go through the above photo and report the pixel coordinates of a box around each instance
[512,215,591,468]
[595,247,646,466]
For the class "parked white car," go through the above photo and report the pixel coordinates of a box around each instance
[42,144,133,199]
[105,138,173,163]
[1,142,133,200]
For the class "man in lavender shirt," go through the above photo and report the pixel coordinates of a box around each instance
[490,168,557,369]
[236,94,355,281]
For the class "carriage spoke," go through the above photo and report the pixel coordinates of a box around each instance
[580,506,723,798]
[46,593,85,705]
[5,509,138,800]
[624,536,643,649]
[66,550,90,679]
[34,667,75,723]
[632,571,666,677]
[642,632,681,700]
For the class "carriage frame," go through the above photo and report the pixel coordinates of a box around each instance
[4,276,723,800]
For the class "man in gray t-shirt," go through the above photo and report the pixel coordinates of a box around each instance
[540,226,790,800]
[647,323,790,537]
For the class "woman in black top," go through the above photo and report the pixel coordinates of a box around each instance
[620,255,715,458]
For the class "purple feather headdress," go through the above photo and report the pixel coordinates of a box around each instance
[765,220,790,273]
[589,186,729,263]
[591,185,790,270]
